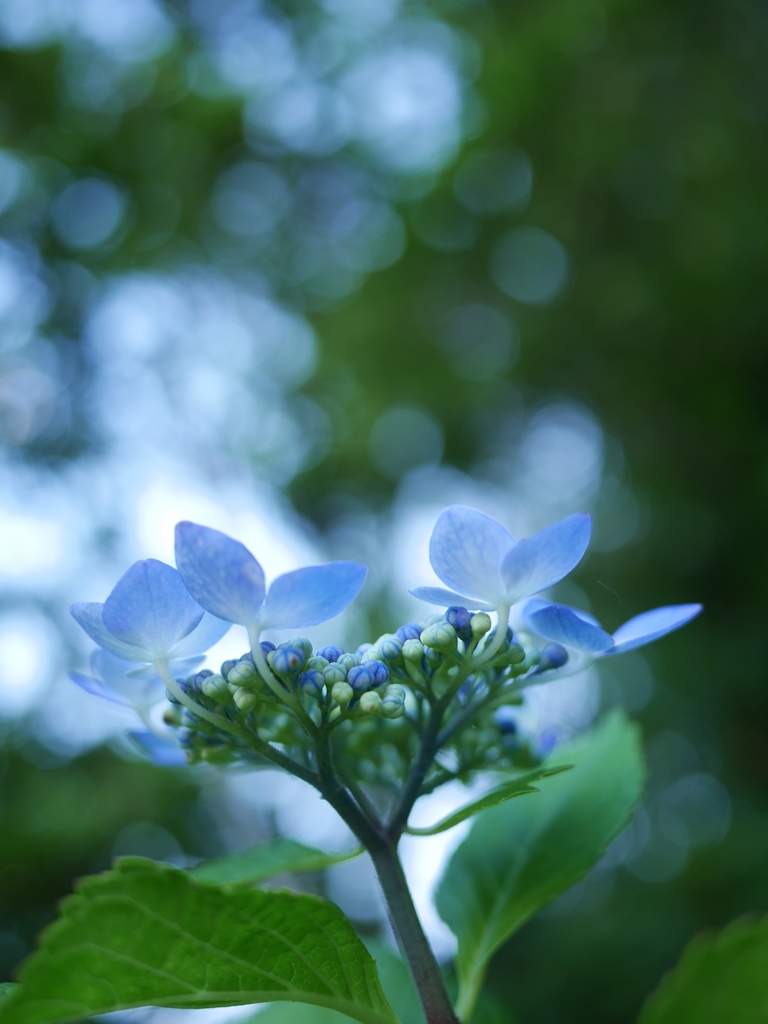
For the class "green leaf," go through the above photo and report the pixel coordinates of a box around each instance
[189,838,362,886]
[0,988,16,1001]
[435,710,644,1021]
[0,857,398,1024]
[404,765,572,836]
[638,914,768,1024]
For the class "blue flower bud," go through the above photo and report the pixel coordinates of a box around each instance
[539,643,568,671]
[377,634,403,661]
[396,622,423,643]
[192,669,214,692]
[424,646,442,665]
[347,663,377,692]
[220,659,238,680]
[233,687,259,712]
[371,660,389,686]
[177,727,194,748]
[337,653,361,672]
[166,679,191,704]
[181,707,200,727]
[323,663,347,685]
[470,612,492,638]
[269,644,305,676]
[201,673,231,704]
[331,681,353,704]
[227,660,258,687]
[495,706,517,735]
[402,639,425,662]
[359,691,383,716]
[260,640,276,654]
[420,622,457,654]
[299,669,324,697]
[289,637,313,664]
[317,645,344,663]
[356,643,372,658]
[445,606,472,642]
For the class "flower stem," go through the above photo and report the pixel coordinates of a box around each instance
[370,842,460,1024]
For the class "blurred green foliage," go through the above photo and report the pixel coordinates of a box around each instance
[1,0,767,1021]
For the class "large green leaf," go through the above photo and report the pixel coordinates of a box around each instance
[638,914,768,1024]
[189,838,362,885]
[404,765,572,837]
[435,710,644,1021]
[0,989,16,1001]
[0,858,398,1024]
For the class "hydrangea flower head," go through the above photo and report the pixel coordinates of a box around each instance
[71,559,231,663]
[174,521,368,632]
[524,600,703,656]
[411,505,592,611]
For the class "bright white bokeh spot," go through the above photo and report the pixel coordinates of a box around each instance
[490,225,569,305]
[51,178,127,249]
[0,610,57,716]
[0,504,67,579]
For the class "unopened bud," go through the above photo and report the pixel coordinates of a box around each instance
[220,659,237,680]
[233,688,259,712]
[356,643,372,658]
[192,669,214,692]
[323,663,347,685]
[307,655,329,671]
[347,661,388,692]
[377,634,403,661]
[359,691,383,716]
[539,643,568,672]
[290,637,313,665]
[420,622,457,654]
[381,684,405,719]
[470,612,492,638]
[402,639,425,662]
[331,681,354,705]
[299,669,324,697]
[201,673,231,704]
[445,606,472,642]
[317,645,344,663]
[227,660,258,687]
[503,642,526,665]
[395,622,423,643]
[329,705,342,722]
[337,653,361,672]
[269,645,304,676]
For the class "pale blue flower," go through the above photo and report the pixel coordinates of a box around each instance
[128,730,188,767]
[411,505,592,611]
[69,650,203,713]
[523,599,703,656]
[71,558,230,663]
[174,521,368,631]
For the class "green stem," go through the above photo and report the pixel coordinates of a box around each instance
[469,604,510,671]
[248,627,318,736]
[369,843,460,1024]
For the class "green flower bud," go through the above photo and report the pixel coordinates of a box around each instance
[290,637,313,665]
[163,705,183,726]
[376,634,404,662]
[233,688,259,712]
[201,673,231,704]
[337,653,361,672]
[227,659,258,687]
[307,655,329,671]
[361,646,381,662]
[381,684,406,719]
[503,642,526,665]
[420,622,457,654]
[220,658,238,679]
[515,645,541,673]
[359,691,383,716]
[402,639,425,662]
[329,706,342,722]
[424,613,444,627]
[331,681,354,705]
[323,663,347,685]
[470,612,492,638]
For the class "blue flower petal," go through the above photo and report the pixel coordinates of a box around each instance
[525,601,614,653]
[409,586,495,611]
[102,559,204,660]
[501,513,591,604]
[175,521,266,626]
[128,730,187,768]
[429,506,515,604]
[70,602,149,662]
[523,597,603,628]
[93,650,168,709]
[260,562,367,630]
[169,611,231,658]
[70,670,133,707]
[605,603,703,655]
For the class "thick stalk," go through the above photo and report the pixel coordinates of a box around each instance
[370,842,460,1024]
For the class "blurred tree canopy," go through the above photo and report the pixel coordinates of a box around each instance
[1,0,767,1021]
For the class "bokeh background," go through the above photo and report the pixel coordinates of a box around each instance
[0,0,766,1021]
